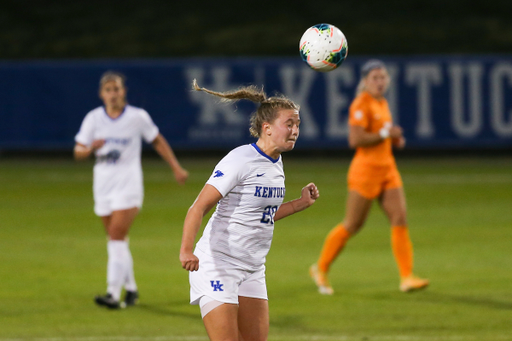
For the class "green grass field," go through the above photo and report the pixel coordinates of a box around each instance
[1,155,511,341]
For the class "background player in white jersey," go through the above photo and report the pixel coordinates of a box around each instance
[74,71,189,309]
[180,80,320,341]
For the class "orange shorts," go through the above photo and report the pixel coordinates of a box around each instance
[347,163,403,199]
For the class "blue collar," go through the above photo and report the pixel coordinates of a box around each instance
[103,105,127,121]
[251,143,280,163]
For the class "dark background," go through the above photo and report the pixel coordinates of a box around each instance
[2,0,512,59]
[2,0,511,157]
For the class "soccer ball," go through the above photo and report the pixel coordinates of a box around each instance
[299,23,348,72]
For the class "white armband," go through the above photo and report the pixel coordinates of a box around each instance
[379,127,390,139]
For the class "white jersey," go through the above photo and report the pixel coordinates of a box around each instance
[75,105,159,200]
[195,143,286,271]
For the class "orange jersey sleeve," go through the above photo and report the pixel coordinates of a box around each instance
[348,93,371,129]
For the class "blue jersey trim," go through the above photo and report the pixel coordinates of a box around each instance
[103,105,127,121]
[251,143,280,163]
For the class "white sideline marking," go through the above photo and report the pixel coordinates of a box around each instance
[2,335,512,341]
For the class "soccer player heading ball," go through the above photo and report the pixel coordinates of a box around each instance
[180,80,319,340]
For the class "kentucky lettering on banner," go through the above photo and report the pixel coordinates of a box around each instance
[0,56,511,150]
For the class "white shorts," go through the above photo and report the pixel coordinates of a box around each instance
[94,193,143,216]
[190,248,268,305]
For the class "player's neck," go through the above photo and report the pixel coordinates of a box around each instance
[105,104,126,118]
[366,90,385,101]
[255,140,280,160]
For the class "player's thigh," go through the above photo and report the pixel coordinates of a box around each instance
[379,187,407,226]
[108,207,139,240]
[238,296,269,341]
[202,303,239,341]
[343,190,373,234]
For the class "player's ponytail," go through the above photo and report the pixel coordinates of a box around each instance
[192,79,267,103]
[192,79,299,138]
[355,79,366,96]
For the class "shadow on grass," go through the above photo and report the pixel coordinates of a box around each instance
[421,292,512,310]
[136,300,200,319]
[270,314,308,332]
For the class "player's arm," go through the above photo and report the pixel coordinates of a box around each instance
[73,140,105,161]
[179,184,222,272]
[348,125,403,148]
[274,183,319,221]
[151,133,189,185]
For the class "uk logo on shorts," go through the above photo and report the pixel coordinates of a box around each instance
[210,280,224,291]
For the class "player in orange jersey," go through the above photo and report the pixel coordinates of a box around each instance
[310,59,428,295]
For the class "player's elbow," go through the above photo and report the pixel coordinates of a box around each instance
[74,153,88,161]
[188,203,209,220]
[348,135,359,149]
[73,145,89,161]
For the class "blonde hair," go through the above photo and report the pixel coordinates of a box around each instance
[99,71,126,91]
[356,60,390,96]
[192,79,300,137]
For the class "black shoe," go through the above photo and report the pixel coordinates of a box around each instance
[94,293,123,309]
[124,291,139,307]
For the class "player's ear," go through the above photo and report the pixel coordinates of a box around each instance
[262,122,272,136]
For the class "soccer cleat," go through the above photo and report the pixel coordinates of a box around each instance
[400,275,429,292]
[94,293,124,309]
[309,264,334,295]
[124,291,139,307]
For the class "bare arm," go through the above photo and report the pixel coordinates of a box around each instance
[73,140,105,161]
[348,125,403,149]
[274,183,319,221]
[152,133,189,185]
[179,184,223,271]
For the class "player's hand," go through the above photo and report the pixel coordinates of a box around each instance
[393,136,406,149]
[180,251,199,272]
[91,139,106,151]
[301,182,320,207]
[389,126,403,139]
[174,167,189,185]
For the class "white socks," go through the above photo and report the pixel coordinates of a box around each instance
[124,241,137,292]
[106,240,137,301]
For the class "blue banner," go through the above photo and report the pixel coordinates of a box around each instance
[1,56,512,150]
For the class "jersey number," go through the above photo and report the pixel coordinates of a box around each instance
[261,205,278,225]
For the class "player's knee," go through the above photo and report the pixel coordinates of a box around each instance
[391,214,407,227]
[108,226,129,240]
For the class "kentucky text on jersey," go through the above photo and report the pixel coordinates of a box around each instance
[104,137,132,145]
[254,186,286,198]
[96,149,121,164]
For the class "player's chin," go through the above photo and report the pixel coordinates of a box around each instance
[283,140,297,151]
